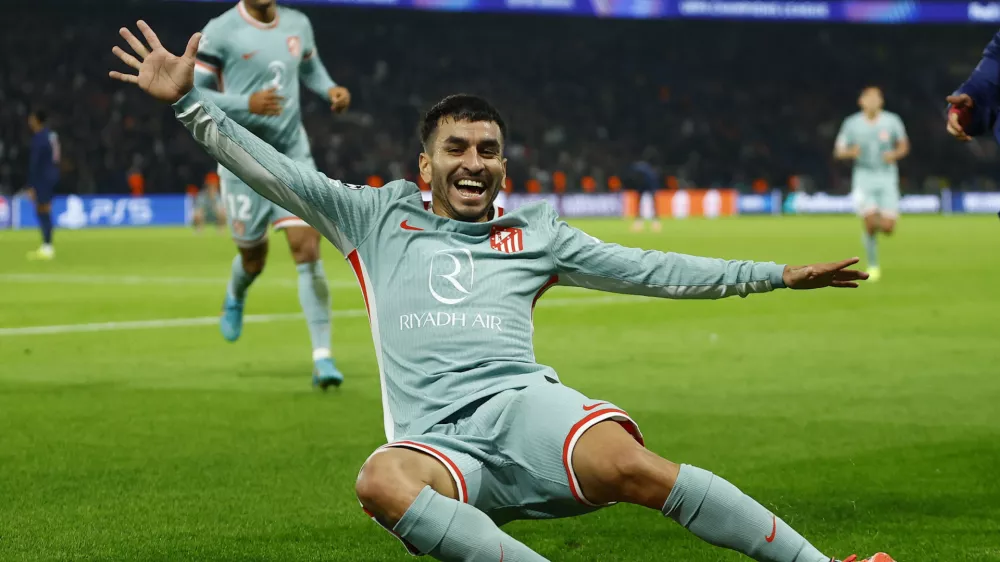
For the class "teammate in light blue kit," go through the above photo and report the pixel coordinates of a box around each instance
[193,0,351,388]
[833,87,910,282]
[112,23,896,562]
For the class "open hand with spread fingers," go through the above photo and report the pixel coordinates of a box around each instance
[109,20,201,104]
[782,257,869,289]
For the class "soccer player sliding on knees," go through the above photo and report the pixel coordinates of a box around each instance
[111,22,894,562]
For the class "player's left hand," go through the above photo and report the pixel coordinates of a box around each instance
[782,257,869,289]
[109,21,200,104]
[881,151,898,164]
[329,86,351,113]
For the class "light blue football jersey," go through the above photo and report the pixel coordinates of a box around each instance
[194,2,337,155]
[835,111,908,178]
[174,89,789,442]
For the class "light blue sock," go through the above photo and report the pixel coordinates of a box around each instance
[663,464,828,562]
[394,486,547,561]
[227,254,259,302]
[862,231,878,269]
[296,260,332,360]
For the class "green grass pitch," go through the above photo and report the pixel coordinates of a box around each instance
[1,215,998,561]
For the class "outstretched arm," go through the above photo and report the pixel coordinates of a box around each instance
[109,21,380,254]
[545,209,866,298]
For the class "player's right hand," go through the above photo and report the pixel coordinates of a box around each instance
[945,94,974,142]
[782,257,869,289]
[109,21,199,104]
[839,145,861,160]
[249,88,284,116]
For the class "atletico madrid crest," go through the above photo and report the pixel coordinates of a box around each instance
[287,36,302,58]
[490,226,524,254]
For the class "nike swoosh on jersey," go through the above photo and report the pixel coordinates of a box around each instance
[582,402,609,411]
[765,515,777,543]
[400,220,424,231]
[242,51,258,60]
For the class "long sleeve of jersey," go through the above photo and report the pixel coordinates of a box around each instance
[953,29,1000,138]
[299,20,338,100]
[172,88,382,254]
[192,70,252,116]
[193,25,252,115]
[545,208,786,298]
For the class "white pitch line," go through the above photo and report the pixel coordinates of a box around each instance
[0,273,358,289]
[0,295,644,337]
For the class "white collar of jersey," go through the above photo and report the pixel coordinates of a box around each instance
[420,191,505,219]
[237,1,280,30]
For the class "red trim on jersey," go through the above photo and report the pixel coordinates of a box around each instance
[238,0,280,29]
[303,50,314,61]
[495,206,505,217]
[272,216,305,227]
[532,274,559,311]
[388,441,469,503]
[347,250,371,317]
[194,60,218,74]
[195,61,224,90]
[562,408,643,505]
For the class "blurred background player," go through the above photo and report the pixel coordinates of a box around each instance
[629,151,661,232]
[25,110,61,261]
[190,0,351,388]
[833,87,909,282]
[193,172,226,233]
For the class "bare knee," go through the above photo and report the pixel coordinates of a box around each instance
[881,219,896,236]
[356,449,457,527]
[240,244,267,276]
[863,216,878,236]
[603,448,677,507]
[574,421,679,509]
[356,455,421,526]
[286,227,320,264]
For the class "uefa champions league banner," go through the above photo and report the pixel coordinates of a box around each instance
[10,194,192,229]
[176,0,1000,23]
[0,196,12,229]
[946,190,1000,214]
[503,190,739,218]
[781,192,943,215]
[3,191,994,229]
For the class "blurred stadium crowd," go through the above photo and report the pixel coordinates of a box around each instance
[2,0,998,197]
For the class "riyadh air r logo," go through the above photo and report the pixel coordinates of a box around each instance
[429,249,475,305]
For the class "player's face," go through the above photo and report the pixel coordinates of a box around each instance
[859,88,884,113]
[420,118,507,222]
[27,115,40,133]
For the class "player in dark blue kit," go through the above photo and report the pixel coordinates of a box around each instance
[946,29,1000,218]
[26,110,61,261]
